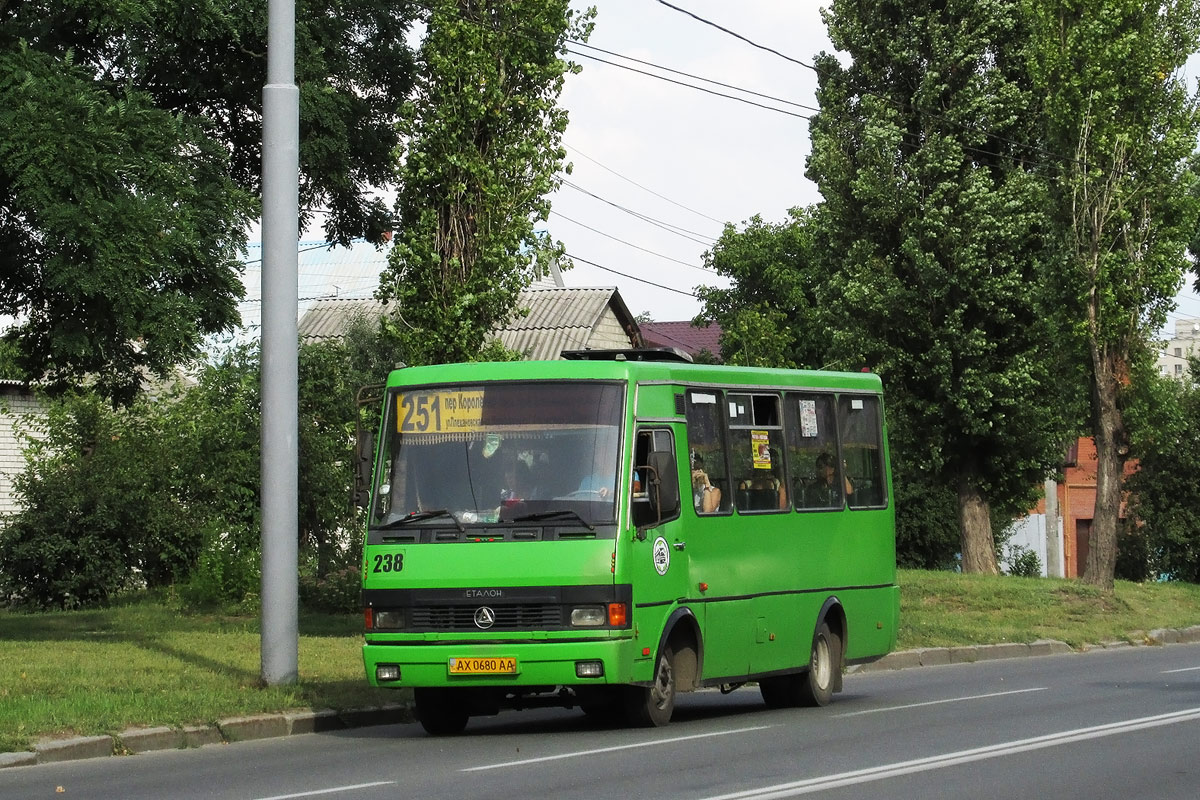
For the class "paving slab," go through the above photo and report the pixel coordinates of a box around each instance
[35,735,113,764]
[0,751,37,769]
[181,725,223,748]
[286,709,345,735]
[217,714,289,743]
[118,726,185,754]
[977,642,1031,661]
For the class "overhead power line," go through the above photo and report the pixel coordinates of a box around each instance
[564,142,726,226]
[549,209,717,273]
[565,252,701,298]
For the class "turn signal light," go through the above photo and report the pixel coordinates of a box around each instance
[608,602,627,627]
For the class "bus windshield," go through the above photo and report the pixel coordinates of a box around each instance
[371,381,625,528]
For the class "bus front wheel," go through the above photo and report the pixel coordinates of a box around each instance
[625,645,676,726]
[414,688,470,736]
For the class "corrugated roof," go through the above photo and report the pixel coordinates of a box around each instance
[641,321,722,360]
[298,298,383,341]
[297,287,637,360]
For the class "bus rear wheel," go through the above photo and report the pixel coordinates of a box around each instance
[760,621,841,708]
[414,687,470,736]
[625,645,676,727]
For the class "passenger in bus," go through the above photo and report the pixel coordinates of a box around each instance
[691,452,722,513]
[806,452,853,507]
[739,450,788,510]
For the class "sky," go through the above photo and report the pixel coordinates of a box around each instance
[545,0,826,322]
[544,0,1200,332]
[240,0,1200,335]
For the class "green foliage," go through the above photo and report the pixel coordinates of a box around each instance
[807,0,1075,571]
[892,452,961,570]
[1124,358,1200,583]
[0,321,398,609]
[1026,0,1200,589]
[0,393,195,609]
[695,208,829,369]
[379,0,592,366]
[0,0,417,404]
[298,566,362,614]
[1004,544,1043,578]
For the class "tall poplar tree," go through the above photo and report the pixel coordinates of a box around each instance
[1026,0,1200,590]
[808,0,1071,572]
[378,0,593,366]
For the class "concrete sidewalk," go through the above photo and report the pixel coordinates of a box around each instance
[5,624,1200,770]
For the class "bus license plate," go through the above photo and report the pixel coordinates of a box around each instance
[448,656,517,675]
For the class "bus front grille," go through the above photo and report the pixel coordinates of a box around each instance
[410,604,565,631]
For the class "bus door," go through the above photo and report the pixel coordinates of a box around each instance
[629,427,688,665]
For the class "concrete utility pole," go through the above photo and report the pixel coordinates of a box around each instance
[1044,477,1062,578]
[260,0,300,685]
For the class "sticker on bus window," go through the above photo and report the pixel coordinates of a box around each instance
[799,399,818,437]
[751,430,771,469]
[398,390,485,434]
[691,393,717,404]
[851,398,864,410]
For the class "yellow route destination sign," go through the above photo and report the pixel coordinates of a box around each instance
[397,390,485,434]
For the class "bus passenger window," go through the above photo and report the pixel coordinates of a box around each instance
[684,391,730,515]
[784,393,842,510]
[728,393,787,513]
[838,395,886,508]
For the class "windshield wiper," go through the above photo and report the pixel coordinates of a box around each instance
[373,509,465,532]
[511,510,595,531]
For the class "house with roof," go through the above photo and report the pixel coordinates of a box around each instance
[0,380,41,516]
[640,320,722,362]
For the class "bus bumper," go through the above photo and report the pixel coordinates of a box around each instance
[363,638,637,688]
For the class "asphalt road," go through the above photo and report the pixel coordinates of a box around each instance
[3,643,1198,800]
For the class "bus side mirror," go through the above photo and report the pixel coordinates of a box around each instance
[353,429,374,509]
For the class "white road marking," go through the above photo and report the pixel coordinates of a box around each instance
[1162,665,1200,674]
[697,707,1200,800]
[254,782,395,800]
[835,687,1048,717]
[461,725,774,772]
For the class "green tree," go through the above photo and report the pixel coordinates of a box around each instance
[0,393,193,609]
[0,0,417,404]
[1122,357,1200,583]
[695,208,829,369]
[808,0,1071,573]
[1026,0,1200,590]
[378,0,592,366]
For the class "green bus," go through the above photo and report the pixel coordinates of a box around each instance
[359,349,898,735]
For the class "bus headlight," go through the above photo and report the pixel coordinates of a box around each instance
[570,606,606,626]
[376,664,401,681]
[372,610,406,630]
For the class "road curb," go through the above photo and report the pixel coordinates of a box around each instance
[849,628,1200,675]
[6,704,413,770]
[6,633,1200,770]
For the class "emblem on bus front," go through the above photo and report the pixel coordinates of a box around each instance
[474,607,496,629]
[652,537,670,576]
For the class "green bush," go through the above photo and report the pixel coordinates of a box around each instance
[0,394,197,609]
[1004,544,1042,578]
[299,566,362,614]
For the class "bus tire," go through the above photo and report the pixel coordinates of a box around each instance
[625,645,676,727]
[415,688,470,736]
[798,621,840,707]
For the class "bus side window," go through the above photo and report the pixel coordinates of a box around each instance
[784,392,842,511]
[838,395,886,509]
[728,393,787,513]
[684,391,730,515]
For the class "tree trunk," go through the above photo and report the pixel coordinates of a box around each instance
[958,476,1000,574]
[1082,352,1127,591]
